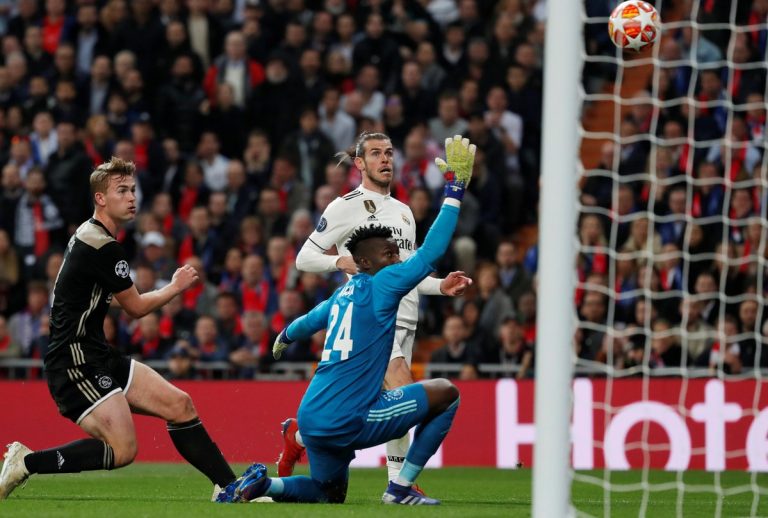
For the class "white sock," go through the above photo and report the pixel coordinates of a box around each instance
[386,433,410,482]
[295,430,305,448]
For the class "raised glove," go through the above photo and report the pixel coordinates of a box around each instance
[272,329,292,360]
[434,135,477,201]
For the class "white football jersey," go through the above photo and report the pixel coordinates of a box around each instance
[304,186,421,329]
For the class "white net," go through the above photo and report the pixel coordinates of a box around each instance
[574,1,768,515]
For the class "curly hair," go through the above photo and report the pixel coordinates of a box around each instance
[345,224,393,255]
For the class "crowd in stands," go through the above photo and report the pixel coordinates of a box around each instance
[1,0,762,382]
[575,1,768,376]
[0,0,553,381]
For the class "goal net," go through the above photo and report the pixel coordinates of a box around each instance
[571,0,768,515]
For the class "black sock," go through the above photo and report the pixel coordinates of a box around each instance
[167,418,236,487]
[23,439,114,474]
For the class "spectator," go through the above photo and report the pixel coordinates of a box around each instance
[0,314,21,359]
[0,229,23,316]
[165,342,198,380]
[495,241,532,306]
[13,168,65,268]
[203,83,247,159]
[1,163,24,237]
[155,54,207,153]
[131,312,172,360]
[215,291,243,352]
[156,20,204,85]
[249,53,304,149]
[319,86,356,152]
[650,318,688,369]
[196,130,230,191]
[493,316,533,378]
[8,280,48,359]
[203,30,264,108]
[352,13,400,92]
[281,107,336,193]
[238,253,273,314]
[430,315,480,378]
[29,111,57,167]
[229,310,269,377]
[429,91,468,148]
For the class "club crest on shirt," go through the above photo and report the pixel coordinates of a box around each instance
[401,213,410,226]
[98,376,113,389]
[364,200,376,214]
[316,217,327,232]
[114,260,130,278]
[383,388,404,401]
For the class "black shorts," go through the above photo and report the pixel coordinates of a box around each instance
[44,342,134,424]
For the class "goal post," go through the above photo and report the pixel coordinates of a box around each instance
[532,0,582,516]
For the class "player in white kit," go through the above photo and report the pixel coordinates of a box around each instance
[276,132,471,490]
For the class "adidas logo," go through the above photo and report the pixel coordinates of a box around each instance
[57,451,65,470]
[367,215,378,221]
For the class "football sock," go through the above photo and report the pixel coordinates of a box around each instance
[399,398,460,485]
[167,418,236,487]
[386,433,410,482]
[269,476,330,502]
[24,439,114,474]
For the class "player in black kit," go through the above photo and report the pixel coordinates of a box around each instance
[0,158,236,501]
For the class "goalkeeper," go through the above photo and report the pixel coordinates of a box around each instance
[277,131,471,489]
[217,137,476,505]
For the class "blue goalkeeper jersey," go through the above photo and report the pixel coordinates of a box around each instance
[286,200,460,438]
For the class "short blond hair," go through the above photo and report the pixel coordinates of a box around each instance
[90,157,136,197]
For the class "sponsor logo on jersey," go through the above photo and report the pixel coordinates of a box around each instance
[98,376,113,389]
[316,217,328,232]
[401,213,410,226]
[115,260,130,278]
[364,200,376,214]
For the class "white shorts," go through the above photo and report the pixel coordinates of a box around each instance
[390,326,416,366]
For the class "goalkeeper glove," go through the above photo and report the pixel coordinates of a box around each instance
[272,329,293,360]
[434,135,477,201]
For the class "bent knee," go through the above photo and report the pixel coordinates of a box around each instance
[434,378,459,402]
[168,391,197,423]
[112,439,138,468]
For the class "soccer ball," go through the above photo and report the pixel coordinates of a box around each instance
[608,0,661,52]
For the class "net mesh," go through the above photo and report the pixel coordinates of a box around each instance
[574,1,768,515]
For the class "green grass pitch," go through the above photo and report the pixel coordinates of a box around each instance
[2,464,768,517]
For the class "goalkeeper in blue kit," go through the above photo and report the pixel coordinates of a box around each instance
[217,136,476,505]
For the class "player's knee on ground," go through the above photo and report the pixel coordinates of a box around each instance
[111,436,138,467]
[322,479,349,504]
[423,378,460,415]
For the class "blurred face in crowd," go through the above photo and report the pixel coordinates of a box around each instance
[401,62,421,90]
[442,316,465,345]
[216,295,239,321]
[55,45,75,73]
[300,49,322,78]
[188,206,210,235]
[208,192,228,221]
[694,273,717,295]
[365,14,384,39]
[279,291,304,319]
[438,96,459,124]
[166,21,187,47]
[496,242,516,269]
[581,292,606,323]
[57,122,77,151]
[267,236,288,266]
[322,88,341,114]
[265,59,288,84]
[404,132,426,161]
[33,112,54,137]
[139,313,160,340]
[26,170,46,197]
[740,300,758,330]
[500,319,524,349]
[336,14,355,41]
[135,266,156,293]
[28,287,49,314]
[242,311,265,340]
[224,248,243,275]
[314,184,336,211]
[357,65,379,92]
[241,254,264,285]
[226,160,246,190]
[2,163,22,191]
[408,188,430,218]
[197,132,220,159]
[195,316,217,345]
[225,31,246,61]
[24,26,43,54]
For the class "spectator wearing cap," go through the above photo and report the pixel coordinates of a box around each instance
[204,30,265,108]
[165,341,198,380]
[140,230,177,282]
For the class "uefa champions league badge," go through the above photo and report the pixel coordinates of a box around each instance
[383,389,404,401]
[316,217,327,232]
